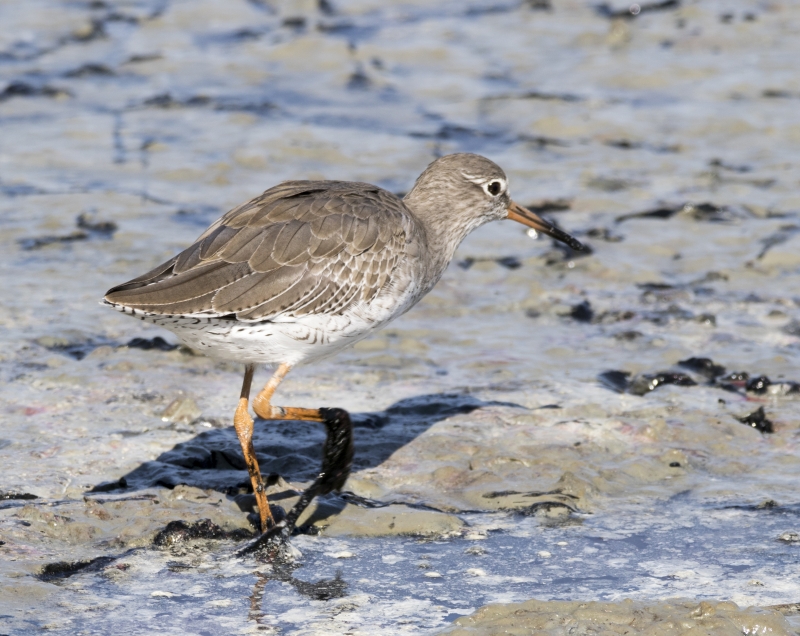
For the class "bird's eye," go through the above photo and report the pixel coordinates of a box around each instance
[487,181,502,196]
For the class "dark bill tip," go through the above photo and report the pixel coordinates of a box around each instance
[506,200,586,251]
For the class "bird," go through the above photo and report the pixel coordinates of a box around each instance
[104,153,584,547]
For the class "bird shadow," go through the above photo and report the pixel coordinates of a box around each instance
[91,392,521,497]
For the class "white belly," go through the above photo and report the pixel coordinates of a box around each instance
[110,280,421,367]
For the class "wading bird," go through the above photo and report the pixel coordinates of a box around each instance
[104,153,584,547]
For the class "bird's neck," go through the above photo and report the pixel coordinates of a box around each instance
[403,188,485,285]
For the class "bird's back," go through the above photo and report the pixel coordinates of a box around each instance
[105,181,423,322]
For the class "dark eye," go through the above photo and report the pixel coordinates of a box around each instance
[487,181,502,196]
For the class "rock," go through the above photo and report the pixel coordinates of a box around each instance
[319,503,464,538]
[443,599,795,636]
[160,396,202,424]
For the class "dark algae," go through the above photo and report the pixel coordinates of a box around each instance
[0,492,38,501]
[737,407,774,434]
[38,556,117,582]
[628,372,696,396]
[601,357,799,401]
[567,300,594,323]
[678,357,726,380]
[153,519,254,547]
[126,336,178,351]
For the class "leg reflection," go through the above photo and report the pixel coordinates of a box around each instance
[248,570,272,629]
[247,562,348,626]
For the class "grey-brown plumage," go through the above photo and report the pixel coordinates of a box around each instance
[106,181,412,321]
[103,154,585,543]
[106,154,582,345]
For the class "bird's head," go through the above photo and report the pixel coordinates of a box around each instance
[405,153,584,251]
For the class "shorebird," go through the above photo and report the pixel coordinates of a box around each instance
[104,153,584,544]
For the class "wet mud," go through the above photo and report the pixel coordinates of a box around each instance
[445,598,795,635]
[2,0,800,633]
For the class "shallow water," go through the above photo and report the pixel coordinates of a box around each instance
[2,0,800,633]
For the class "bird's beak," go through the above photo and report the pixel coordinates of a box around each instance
[506,200,585,251]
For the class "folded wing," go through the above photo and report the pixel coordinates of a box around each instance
[105,181,413,321]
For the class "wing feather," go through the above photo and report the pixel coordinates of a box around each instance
[199,225,239,260]
[104,180,418,320]
[273,221,313,265]
[107,261,250,306]
[105,256,179,293]
[215,225,270,263]
[212,265,305,314]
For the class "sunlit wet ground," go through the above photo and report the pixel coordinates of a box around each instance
[5,501,800,634]
[2,0,800,633]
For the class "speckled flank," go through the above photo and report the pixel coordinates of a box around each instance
[107,291,419,366]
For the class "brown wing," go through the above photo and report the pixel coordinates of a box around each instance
[105,181,415,320]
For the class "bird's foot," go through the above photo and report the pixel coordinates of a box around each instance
[237,406,354,562]
[237,521,295,562]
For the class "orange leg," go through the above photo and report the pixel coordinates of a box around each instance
[253,363,324,423]
[239,363,354,552]
[233,364,274,533]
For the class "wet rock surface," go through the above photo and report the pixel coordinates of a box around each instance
[2,0,800,633]
[444,598,795,635]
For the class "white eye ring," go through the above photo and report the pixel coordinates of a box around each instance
[483,179,506,197]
